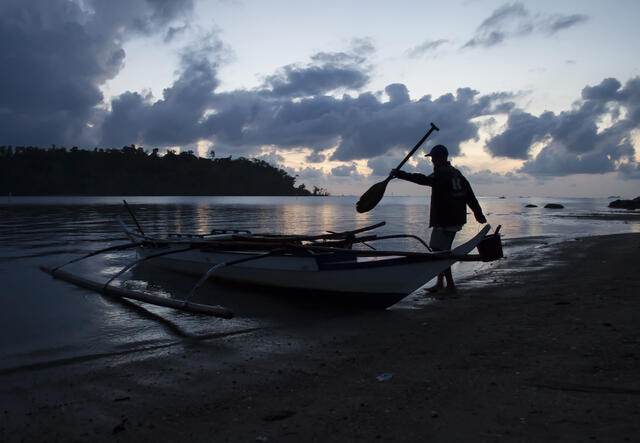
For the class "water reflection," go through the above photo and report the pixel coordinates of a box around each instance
[1,196,639,372]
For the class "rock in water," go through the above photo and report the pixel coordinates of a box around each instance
[608,196,640,210]
[525,204,538,208]
[544,203,564,209]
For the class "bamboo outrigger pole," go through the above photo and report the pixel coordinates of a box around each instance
[41,265,234,318]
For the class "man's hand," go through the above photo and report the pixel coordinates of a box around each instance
[475,212,487,224]
[390,169,402,179]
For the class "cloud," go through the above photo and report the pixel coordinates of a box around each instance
[0,0,194,147]
[311,38,374,65]
[543,14,589,34]
[458,166,528,184]
[0,1,515,167]
[463,2,588,48]
[255,150,286,168]
[618,162,640,180]
[101,39,221,148]
[519,143,618,176]
[264,64,370,98]
[407,39,448,58]
[294,166,325,181]
[330,163,364,179]
[263,44,372,98]
[2,7,517,166]
[485,77,640,177]
[4,1,637,186]
[486,111,555,159]
[366,155,426,177]
[326,87,514,162]
[305,151,326,163]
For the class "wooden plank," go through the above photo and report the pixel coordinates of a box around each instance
[41,266,233,318]
[288,244,485,261]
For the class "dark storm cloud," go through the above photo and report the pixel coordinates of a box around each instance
[618,163,640,180]
[4,2,637,185]
[264,64,370,98]
[0,0,194,147]
[100,41,516,163]
[327,87,515,162]
[264,45,371,98]
[519,143,619,176]
[101,38,222,148]
[486,77,640,177]
[463,2,588,48]
[486,111,555,159]
[330,164,360,178]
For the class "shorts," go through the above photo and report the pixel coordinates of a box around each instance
[429,226,461,251]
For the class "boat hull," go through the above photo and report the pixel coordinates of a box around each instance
[137,225,491,308]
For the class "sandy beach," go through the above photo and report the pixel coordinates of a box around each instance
[1,233,639,442]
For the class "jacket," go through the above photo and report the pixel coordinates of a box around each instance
[396,162,483,227]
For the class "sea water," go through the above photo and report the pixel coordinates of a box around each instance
[1,196,638,373]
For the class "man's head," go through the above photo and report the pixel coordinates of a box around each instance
[425,144,448,167]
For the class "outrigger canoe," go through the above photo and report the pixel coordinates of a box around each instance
[120,220,498,309]
[43,214,502,317]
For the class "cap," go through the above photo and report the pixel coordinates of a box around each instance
[425,144,448,157]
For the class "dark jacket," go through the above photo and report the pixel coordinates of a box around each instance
[396,162,483,227]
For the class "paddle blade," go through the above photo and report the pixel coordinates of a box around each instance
[356,179,390,213]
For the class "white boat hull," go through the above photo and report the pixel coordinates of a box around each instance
[137,225,491,308]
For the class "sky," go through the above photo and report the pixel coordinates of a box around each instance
[1,0,639,197]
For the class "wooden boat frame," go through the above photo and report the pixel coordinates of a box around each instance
[42,211,499,317]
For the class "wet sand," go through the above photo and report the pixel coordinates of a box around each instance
[1,233,639,442]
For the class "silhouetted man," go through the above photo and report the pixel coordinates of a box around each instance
[391,144,486,293]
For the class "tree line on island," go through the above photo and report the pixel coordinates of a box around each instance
[0,145,329,196]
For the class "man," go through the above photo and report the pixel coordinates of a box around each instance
[390,144,486,293]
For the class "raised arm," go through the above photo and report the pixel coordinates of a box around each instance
[391,169,435,187]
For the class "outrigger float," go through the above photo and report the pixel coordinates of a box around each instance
[42,203,503,318]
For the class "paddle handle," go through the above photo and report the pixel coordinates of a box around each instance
[394,122,439,171]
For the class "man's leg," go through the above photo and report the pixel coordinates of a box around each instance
[426,227,457,293]
[426,273,444,292]
[443,267,456,292]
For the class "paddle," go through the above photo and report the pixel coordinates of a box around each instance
[356,122,439,213]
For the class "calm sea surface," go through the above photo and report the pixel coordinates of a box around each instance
[1,195,639,372]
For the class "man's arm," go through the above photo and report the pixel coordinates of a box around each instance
[390,169,435,187]
[462,176,487,223]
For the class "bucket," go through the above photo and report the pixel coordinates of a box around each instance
[477,232,503,262]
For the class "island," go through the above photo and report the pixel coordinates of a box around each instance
[0,145,328,196]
